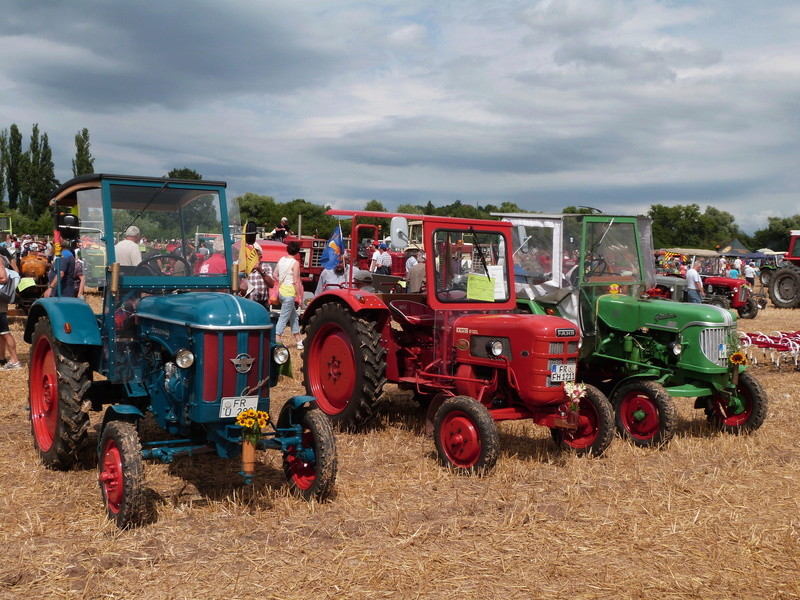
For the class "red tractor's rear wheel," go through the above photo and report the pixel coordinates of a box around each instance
[98,420,148,529]
[611,380,676,448]
[433,396,499,474]
[769,266,800,308]
[302,302,386,431]
[279,404,337,501]
[702,371,768,433]
[551,384,614,456]
[29,318,90,470]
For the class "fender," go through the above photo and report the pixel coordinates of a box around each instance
[101,404,145,428]
[24,297,102,346]
[301,288,389,326]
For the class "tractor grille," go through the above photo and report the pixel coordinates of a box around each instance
[737,286,748,303]
[200,329,271,401]
[699,327,730,367]
[311,247,324,268]
[550,341,578,354]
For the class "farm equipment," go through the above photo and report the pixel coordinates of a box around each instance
[768,230,800,308]
[26,174,336,528]
[495,213,768,447]
[301,210,614,474]
[653,248,760,319]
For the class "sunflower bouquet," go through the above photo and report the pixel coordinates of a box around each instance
[235,408,270,445]
[729,351,748,366]
[563,381,587,412]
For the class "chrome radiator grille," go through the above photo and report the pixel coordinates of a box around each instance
[699,327,730,366]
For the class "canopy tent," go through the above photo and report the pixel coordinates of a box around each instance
[744,251,768,260]
[717,239,751,257]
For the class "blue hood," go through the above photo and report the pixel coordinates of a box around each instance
[136,292,269,328]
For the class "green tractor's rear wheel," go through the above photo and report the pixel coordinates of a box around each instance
[29,318,91,470]
[302,302,386,431]
[278,404,337,501]
[551,384,614,456]
[611,380,677,448]
[433,396,499,474]
[702,371,768,434]
[98,420,148,529]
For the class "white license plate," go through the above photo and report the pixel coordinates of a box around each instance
[219,395,259,419]
[718,343,727,360]
[551,364,576,382]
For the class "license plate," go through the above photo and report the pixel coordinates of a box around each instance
[718,343,727,360]
[551,364,576,382]
[219,395,259,418]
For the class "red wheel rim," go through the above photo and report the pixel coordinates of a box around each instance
[439,410,481,468]
[618,391,660,440]
[285,430,316,490]
[561,400,599,449]
[99,438,124,514]
[30,335,58,452]
[307,323,356,415]
[715,383,753,426]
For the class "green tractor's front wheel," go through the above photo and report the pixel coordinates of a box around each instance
[551,384,614,457]
[702,371,768,434]
[278,404,337,501]
[611,380,677,448]
[29,317,91,470]
[98,420,149,529]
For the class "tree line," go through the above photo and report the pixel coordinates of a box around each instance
[1,122,797,251]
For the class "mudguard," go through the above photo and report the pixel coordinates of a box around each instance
[23,297,102,345]
[301,288,388,326]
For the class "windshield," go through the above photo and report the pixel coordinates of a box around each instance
[432,228,510,303]
[582,220,642,284]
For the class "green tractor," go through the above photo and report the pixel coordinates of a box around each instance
[495,212,768,447]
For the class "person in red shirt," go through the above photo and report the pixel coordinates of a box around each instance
[199,237,227,274]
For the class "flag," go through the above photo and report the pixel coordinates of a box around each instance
[320,224,344,270]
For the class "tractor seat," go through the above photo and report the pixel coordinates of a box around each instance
[388,300,435,327]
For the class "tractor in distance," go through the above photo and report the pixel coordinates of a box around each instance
[300,209,615,474]
[494,212,768,448]
[768,230,800,308]
[27,174,336,528]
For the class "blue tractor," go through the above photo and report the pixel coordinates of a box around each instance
[26,174,336,528]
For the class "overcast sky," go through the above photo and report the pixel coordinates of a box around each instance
[1,0,798,232]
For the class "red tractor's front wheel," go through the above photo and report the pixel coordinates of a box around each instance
[302,302,386,431]
[551,384,614,456]
[611,380,677,448]
[703,371,768,434]
[433,396,499,474]
[279,404,337,501]
[98,420,148,529]
[29,318,90,470]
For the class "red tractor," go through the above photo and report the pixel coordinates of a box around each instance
[768,230,800,308]
[300,211,614,473]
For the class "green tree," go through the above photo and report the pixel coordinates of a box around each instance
[167,167,202,180]
[396,203,423,215]
[648,204,745,249]
[237,192,278,228]
[21,124,60,217]
[72,128,95,176]
[0,129,6,205]
[5,124,23,210]
[361,199,387,233]
[751,216,800,251]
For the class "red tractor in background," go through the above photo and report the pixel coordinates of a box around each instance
[768,230,800,308]
[300,210,614,473]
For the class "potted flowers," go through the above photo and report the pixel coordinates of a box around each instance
[236,409,270,476]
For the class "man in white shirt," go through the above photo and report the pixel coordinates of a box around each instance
[115,225,143,266]
[685,261,704,303]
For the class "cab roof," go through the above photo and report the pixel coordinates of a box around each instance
[49,174,227,207]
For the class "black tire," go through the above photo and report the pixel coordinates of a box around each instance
[707,296,731,310]
[551,384,614,456]
[769,266,800,309]
[98,420,148,529]
[29,317,91,470]
[278,404,337,501]
[760,269,772,287]
[302,302,386,431]
[704,371,768,434]
[433,396,499,474]
[737,296,759,319]
[611,380,677,448]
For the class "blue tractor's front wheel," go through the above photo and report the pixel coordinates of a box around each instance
[278,404,337,501]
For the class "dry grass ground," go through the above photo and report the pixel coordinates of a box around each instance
[1,295,799,599]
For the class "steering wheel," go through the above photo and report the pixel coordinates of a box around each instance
[585,257,607,278]
[132,254,192,276]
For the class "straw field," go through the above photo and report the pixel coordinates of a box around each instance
[1,295,798,599]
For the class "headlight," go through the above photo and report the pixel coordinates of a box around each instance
[669,342,682,356]
[487,340,504,357]
[175,348,194,369]
[273,345,290,365]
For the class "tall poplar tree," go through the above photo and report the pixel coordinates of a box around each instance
[21,124,59,216]
[0,129,7,204]
[72,127,94,176]
[5,124,22,210]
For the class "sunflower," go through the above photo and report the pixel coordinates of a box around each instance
[729,351,748,365]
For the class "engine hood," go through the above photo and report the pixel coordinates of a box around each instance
[136,292,270,329]
[597,293,735,333]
